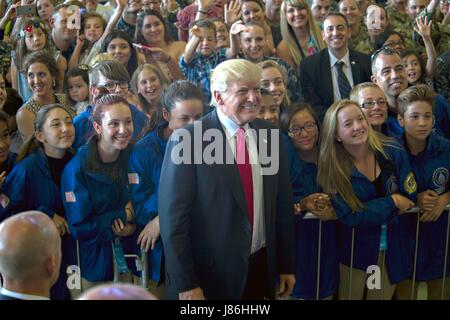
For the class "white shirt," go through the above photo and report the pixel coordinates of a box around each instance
[328,49,355,102]
[0,287,50,300]
[216,108,265,254]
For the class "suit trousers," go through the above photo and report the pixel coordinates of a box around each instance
[242,248,269,300]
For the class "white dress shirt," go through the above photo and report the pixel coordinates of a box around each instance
[328,49,355,102]
[216,108,266,254]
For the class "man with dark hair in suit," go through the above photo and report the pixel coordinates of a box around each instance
[300,12,372,121]
[159,59,295,300]
[0,211,61,300]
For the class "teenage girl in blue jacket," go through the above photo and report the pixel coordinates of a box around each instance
[317,100,417,300]
[128,80,204,298]
[1,104,75,299]
[282,104,339,300]
[62,94,136,293]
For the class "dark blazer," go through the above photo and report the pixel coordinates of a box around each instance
[299,48,372,121]
[158,109,295,300]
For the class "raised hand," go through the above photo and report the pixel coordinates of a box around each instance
[224,0,242,26]
[190,25,203,38]
[196,0,214,11]
[415,15,432,40]
[229,20,247,35]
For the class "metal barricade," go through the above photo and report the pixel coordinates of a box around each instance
[303,212,322,300]
[407,205,450,300]
[341,205,450,300]
[345,226,385,300]
[112,239,148,289]
[76,239,82,292]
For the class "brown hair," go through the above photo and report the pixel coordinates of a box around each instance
[397,84,435,116]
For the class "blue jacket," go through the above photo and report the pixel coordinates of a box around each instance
[333,144,417,283]
[72,104,148,150]
[61,141,133,282]
[128,123,167,282]
[285,140,339,300]
[384,115,404,138]
[434,94,450,139]
[1,149,68,221]
[0,152,16,176]
[0,149,75,299]
[401,132,450,280]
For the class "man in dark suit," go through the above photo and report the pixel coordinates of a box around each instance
[0,211,61,300]
[159,59,296,300]
[300,12,372,121]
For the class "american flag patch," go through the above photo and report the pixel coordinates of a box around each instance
[0,193,9,208]
[128,173,140,185]
[65,191,76,203]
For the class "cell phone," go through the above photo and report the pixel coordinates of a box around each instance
[16,4,37,16]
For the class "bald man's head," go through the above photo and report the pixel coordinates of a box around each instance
[78,283,158,300]
[0,211,61,285]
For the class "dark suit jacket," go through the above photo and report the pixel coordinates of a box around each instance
[158,109,295,300]
[299,48,372,121]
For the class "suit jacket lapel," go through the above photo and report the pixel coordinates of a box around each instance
[210,110,249,216]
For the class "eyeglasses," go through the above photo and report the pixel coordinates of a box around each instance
[288,122,317,136]
[361,99,387,109]
[98,81,129,91]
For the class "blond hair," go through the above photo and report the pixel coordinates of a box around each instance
[280,0,326,69]
[210,59,262,107]
[349,82,384,104]
[317,99,394,211]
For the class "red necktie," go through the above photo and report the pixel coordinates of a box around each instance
[236,127,254,239]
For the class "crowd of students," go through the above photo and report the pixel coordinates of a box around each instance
[0,0,449,300]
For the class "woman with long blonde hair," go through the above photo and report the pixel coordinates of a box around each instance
[317,99,416,300]
[277,0,326,70]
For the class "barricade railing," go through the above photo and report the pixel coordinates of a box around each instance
[112,238,148,289]
[407,205,450,300]
[303,212,322,300]
[341,205,450,300]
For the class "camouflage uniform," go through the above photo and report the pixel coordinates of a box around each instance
[355,37,373,55]
[386,5,410,40]
[434,51,450,102]
[349,22,370,51]
[388,6,440,54]
[437,23,450,56]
